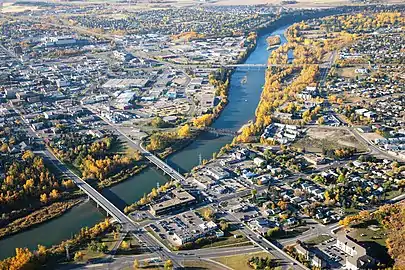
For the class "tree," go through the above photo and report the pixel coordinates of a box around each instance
[49,189,60,200]
[192,114,213,128]
[337,174,346,183]
[87,241,98,252]
[120,241,130,250]
[23,179,34,191]
[151,188,158,198]
[151,117,166,128]
[251,189,257,200]
[177,124,191,138]
[22,150,34,161]
[164,259,173,270]
[74,251,84,261]
[202,208,214,221]
[62,179,75,189]
[219,220,229,231]
[133,259,140,269]
[0,143,8,153]
[40,193,48,204]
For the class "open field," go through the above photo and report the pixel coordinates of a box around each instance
[347,220,392,264]
[304,234,332,245]
[214,251,275,270]
[183,260,226,270]
[293,127,367,153]
[1,3,42,13]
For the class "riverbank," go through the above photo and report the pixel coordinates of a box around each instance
[0,199,82,241]
[0,6,359,261]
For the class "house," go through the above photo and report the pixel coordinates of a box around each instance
[336,232,376,270]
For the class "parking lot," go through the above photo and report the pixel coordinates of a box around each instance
[317,238,346,269]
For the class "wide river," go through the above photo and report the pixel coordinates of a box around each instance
[0,15,319,259]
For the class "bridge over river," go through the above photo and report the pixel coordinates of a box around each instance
[41,149,183,269]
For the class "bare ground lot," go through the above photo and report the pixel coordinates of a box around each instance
[293,127,367,153]
[1,3,42,13]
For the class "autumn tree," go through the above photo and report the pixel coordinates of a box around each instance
[133,259,140,269]
[177,124,191,138]
[74,251,84,262]
[164,259,173,270]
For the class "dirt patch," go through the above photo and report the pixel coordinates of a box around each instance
[1,3,42,13]
[293,127,366,153]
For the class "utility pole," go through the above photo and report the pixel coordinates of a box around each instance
[65,244,70,260]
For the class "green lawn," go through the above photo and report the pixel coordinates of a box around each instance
[75,231,120,262]
[385,190,403,200]
[304,234,332,245]
[214,252,276,270]
[350,221,387,247]
[200,230,251,249]
[183,260,224,270]
[115,235,140,256]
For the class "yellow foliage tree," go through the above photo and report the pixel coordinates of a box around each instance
[177,124,191,138]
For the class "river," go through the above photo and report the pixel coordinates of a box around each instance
[167,25,290,173]
[0,168,168,259]
[0,21,295,260]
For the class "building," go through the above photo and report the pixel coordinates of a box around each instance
[295,242,326,269]
[161,211,218,246]
[205,166,230,180]
[253,157,266,167]
[336,232,376,270]
[150,189,196,216]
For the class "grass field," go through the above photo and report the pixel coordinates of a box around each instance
[200,230,251,249]
[304,234,332,245]
[214,251,275,270]
[348,220,392,264]
[75,231,119,262]
[183,260,225,270]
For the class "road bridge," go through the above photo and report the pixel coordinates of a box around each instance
[177,63,329,70]
[84,106,188,183]
[201,127,239,136]
[139,145,187,183]
[41,149,183,269]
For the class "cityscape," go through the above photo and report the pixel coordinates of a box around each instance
[0,0,404,270]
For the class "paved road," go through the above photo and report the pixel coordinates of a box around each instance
[65,245,262,269]
[10,105,184,269]
[349,127,403,161]
[85,106,187,184]
[223,213,309,270]
[41,149,183,268]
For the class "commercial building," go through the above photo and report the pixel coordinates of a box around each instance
[336,232,376,270]
[150,189,196,216]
